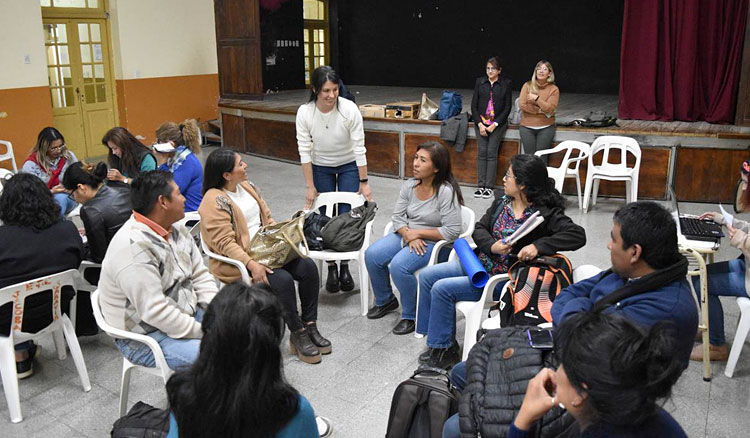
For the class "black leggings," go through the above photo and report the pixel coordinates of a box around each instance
[265,257,320,331]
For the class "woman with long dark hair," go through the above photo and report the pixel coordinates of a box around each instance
[510,311,687,437]
[365,141,464,335]
[296,65,372,294]
[0,173,83,378]
[198,148,329,365]
[519,60,559,160]
[166,283,325,438]
[471,56,512,199]
[102,127,156,185]
[416,154,585,369]
[22,126,79,217]
[154,119,204,211]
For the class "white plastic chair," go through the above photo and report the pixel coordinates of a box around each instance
[0,168,12,197]
[382,205,476,337]
[176,211,201,238]
[308,192,375,316]
[0,269,91,423]
[725,297,750,378]
[90,289,172,417]
[0,140,18,173]
[535,141,590,209]
[200,235,251,285]
[582,136,641,212]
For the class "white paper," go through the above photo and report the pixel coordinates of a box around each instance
[503,211,545,246]
[719,204,734,227]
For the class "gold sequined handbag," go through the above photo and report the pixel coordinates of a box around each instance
[418,93,439,120]
[247,210,309,269]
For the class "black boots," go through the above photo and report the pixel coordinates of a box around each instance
[305,321,332,354]
[326,262,354,293]
[418,341,461,370]
[290,328,321,364]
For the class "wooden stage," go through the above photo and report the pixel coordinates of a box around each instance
[218,86,750,204]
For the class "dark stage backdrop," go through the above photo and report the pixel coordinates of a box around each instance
[260,0,305,91]
[335,0,624,95]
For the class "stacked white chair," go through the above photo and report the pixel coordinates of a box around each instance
[0,140,18,173]
[582,136,641,212]
[534,140,591,209]
[0,269,91,423]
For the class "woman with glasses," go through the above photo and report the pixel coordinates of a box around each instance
[415,154,585,370]
[22,127,79,217]
[471,56,512,199]
[519,60,560,161]
[102,127,157,185]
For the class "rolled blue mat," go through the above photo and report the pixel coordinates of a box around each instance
[454,238,489,288]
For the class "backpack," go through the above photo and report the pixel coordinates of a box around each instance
[386,367,459,438]
[111,401,170,438]
[303,212,331,251]
[498,254,573,327]
[508,97,522,125]
[438,91,463,120]
[320,201,377,251]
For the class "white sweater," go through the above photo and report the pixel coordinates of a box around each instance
[296,97,367,167]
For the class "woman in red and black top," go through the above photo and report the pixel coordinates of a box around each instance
[471,56,512,199]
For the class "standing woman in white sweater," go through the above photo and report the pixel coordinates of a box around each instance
[296,66,373,294]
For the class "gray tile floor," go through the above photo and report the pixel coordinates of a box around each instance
[3,150,749,437]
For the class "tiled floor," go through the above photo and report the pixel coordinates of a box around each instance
[2,151,749,437]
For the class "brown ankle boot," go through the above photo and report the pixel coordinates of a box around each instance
[690,343,729,362]
[290,329,321,364]
[305,321,331,354]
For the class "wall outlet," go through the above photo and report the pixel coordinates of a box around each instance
[23,54,30,64]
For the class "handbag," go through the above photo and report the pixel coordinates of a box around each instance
[418,92,439,120]
[304,211,331,251]
[247,210,309,269]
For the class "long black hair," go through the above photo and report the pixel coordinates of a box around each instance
[555,311,683,427]
[0,173,61,229]
[166,283,299,438]
[307,65,340,103]
[509,154,565,209]
[416,141,464,206]
[62,161,108,191]
[202,147,236,194]
[102,127,152,177]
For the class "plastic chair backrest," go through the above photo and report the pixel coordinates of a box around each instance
[0,269,77,335]
[312,192,366,217]
[200,230,251,284]
[572,265,602,283]
[589,136,641,171]
[0,140,18,173]
[459,206,476,238]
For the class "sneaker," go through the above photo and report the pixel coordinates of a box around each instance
[15,343,40,380]
[481,188,494,199]
[421,341,460,370]
[690,343,729,362]
[473,188,483,198]
[316,416,333,437]
[418,348,432,363]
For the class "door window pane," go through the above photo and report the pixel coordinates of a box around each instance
[90,23,101,42]
[88,0,98,8]
[57,24,67,43]
[63,87,75,106]
[80,45,91,63]
[78,23,89,43]
[94,64,104,80]
[82,65,92,81]
[48,68,61,87]
[47,46,58,65]
[61,67,72,85]
[93,44,102,62]
[54,0,87,7]
[44,24,55,43]
[85,85,95,103]
[96,84,106,102]
[41,0,52,6]
[51,88,62,108]
[58,45,69,64]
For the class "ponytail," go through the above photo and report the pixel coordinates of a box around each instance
[62,161,107,190]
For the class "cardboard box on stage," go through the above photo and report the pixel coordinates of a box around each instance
[385,101,421,119]
[359,104,387,118]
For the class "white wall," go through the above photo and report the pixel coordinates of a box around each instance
[0,0,48,89]
[109,0,218,80]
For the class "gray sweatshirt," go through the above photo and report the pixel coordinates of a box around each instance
[391,179,462,242]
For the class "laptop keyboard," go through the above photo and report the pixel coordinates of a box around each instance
[680,217,723,238]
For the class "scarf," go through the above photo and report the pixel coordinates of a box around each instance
[26,153,66,189]
[166,146,191,173]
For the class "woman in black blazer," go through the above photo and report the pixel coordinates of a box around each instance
[471,56,512,199]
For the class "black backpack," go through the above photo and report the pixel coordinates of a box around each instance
[498,255,573,327]
[320,201,377,252]
[111,401,170,438]
[303,212,331,251]
[386,367,459,438]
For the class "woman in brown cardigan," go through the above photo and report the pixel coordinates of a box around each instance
[198,148,329,364]
[519,60,560,162]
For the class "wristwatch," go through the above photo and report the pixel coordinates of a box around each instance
[359,178,369,183]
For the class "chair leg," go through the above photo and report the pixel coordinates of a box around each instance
[725,301,750,378]
[631,175,639,202]
[414,282,424,339]
[61,316,91,391]
[592,179,600,206]
[120,361,134,417]
[52,329,67,360]
[575,173,583,210]
[625,180,632,203]
[583,174,593,213]
[0,337,22,423]
[462,309,483,362]
[358,256,369,316]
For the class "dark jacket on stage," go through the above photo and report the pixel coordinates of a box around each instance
[81,184,133,263]
[472,195,587,258]
[471,75,513,128]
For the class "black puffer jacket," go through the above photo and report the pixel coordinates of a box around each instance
[81,184,132,263]
[459,327,576,438]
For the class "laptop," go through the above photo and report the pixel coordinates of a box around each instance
[667,185,724,243]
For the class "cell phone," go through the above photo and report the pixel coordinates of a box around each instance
[527,328,553,350]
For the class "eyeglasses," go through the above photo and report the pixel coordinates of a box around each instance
[504,170,515,180]
[49,143,65,151]
[67,186,79,201]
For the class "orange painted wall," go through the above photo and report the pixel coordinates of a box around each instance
[115,73,219,143]
[0,86,54,170]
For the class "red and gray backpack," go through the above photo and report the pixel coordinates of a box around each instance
[498,254,573,327]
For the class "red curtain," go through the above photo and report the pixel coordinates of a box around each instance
[618,0,748,124]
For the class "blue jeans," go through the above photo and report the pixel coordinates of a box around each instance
[115,308,205,370]
[417,259,507,348]
[692,258,748,345]
[312,161,359,215]
[54,192,77,218]
[442,361,469,437]
[365,232,435,320]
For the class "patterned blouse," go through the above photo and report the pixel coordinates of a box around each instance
[478,196,534,275]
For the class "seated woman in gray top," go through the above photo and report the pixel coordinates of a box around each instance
[365,142,464,335]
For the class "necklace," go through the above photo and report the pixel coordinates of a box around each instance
[318,108,335,129]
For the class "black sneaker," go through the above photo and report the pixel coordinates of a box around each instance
[418,348,432,363]
[16,343,39,380]
[422,342,460,370]
[473,188,483,198]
